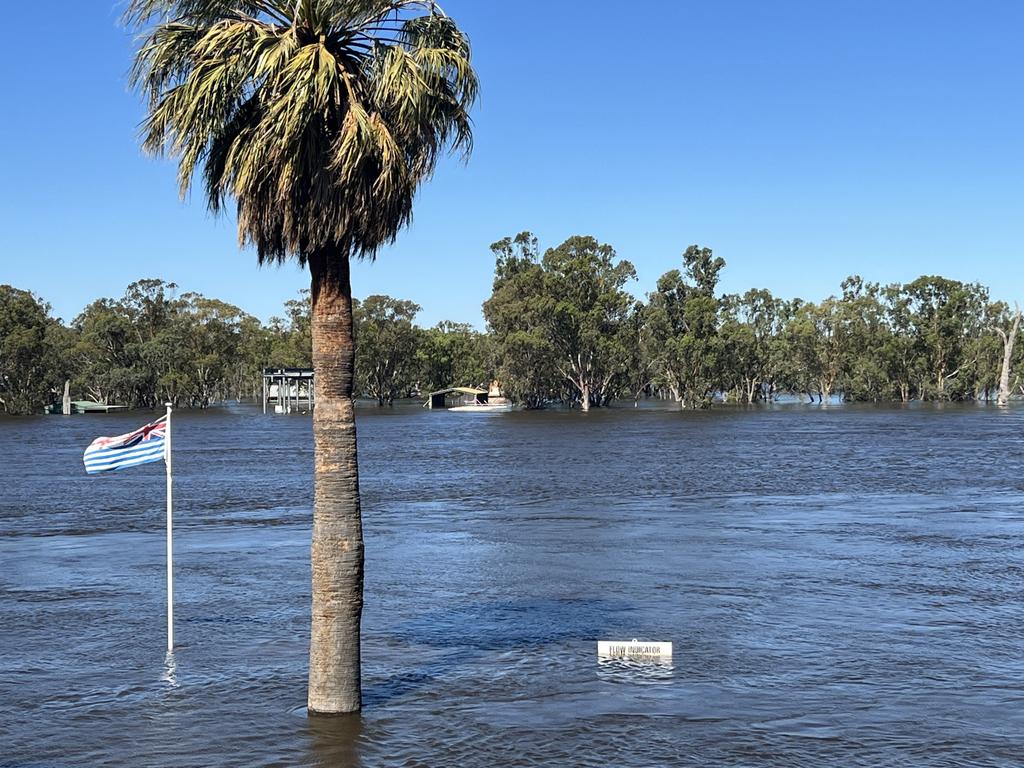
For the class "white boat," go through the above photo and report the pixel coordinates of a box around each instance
[447,402,513,413]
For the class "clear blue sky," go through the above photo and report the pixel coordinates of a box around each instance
[1,2,1022,328]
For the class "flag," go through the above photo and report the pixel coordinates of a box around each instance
[83,416,168,474]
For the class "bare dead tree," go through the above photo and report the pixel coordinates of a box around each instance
[995,304,1022,406]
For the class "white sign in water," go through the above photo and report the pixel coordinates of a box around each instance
[597,639,673,660]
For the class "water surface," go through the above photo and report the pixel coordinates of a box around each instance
[1,403,1023,766]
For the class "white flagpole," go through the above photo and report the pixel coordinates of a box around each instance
[165,403,174,652]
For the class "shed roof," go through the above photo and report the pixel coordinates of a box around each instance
[428,387,486,397]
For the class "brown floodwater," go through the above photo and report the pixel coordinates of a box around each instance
[1,402,1023,766]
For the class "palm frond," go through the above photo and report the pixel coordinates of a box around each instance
[127,0,477,264]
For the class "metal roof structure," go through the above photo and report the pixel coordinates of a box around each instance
[427,387,487,397]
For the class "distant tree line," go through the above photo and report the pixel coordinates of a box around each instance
[0,280,491,414]
[483,232,1022,410]
[1,234,1021,414]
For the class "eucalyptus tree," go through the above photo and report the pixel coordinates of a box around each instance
[1007,310,1024,402]
[483,233,636,409]
[839,277,892,402]
[621,300,656,406]
[127,0,477,714]
[71,298,136,406]
[783,298,848,403]
[176,293,253,407]
[647,245,725,409]
[880,284,919,403]
[71,280,180,408]
[539,236,637,410]
[993,304,1022,405]
[417,320,493,394]
[268,290,314,368]
[719,297,758,404]
[903,277,988,400]
[0,286,70,415]
[483,233,560,408]
[354,295,422,405]
[719,288,788,404]
[234,314,275,401]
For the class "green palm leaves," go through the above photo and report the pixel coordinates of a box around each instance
[127,0,477,262]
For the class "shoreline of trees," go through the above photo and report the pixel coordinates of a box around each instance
[484,233,1022,410]
[2,235,1021,415]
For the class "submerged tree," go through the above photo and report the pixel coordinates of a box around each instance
[72,280,181,408]
[902,276,988,400]
[879,284,919,403]
[783,298,848,403]
[0,286,71,415]
[540,236,636,410]
[839,277,890,402]
[483,233,635,409]
[990,302,1021,405]
[483,233,560,408]
[621,300,656,406]
[647,245,725,409]
[719,288,790,404]
[71,280,256,409]
[417,320,493,394]
[127,0,477,714]
[354,295,421,406]
[176,293,256,408]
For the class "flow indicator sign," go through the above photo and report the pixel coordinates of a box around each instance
[597,639,673,660]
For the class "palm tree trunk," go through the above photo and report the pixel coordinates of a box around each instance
[307,251,364,715]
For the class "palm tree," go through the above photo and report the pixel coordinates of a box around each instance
[126,0,477,714]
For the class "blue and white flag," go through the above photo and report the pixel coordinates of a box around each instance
[83,417,167,474]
